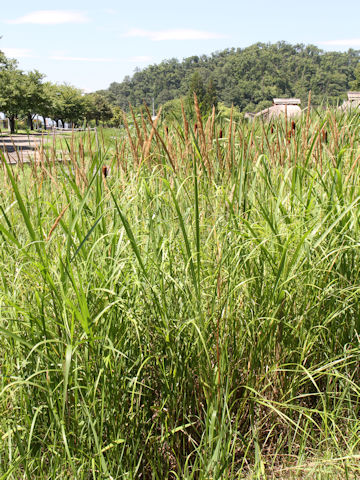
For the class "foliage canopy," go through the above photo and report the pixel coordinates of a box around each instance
[98,42,360,111]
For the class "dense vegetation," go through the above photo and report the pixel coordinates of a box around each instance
[2,41,360,134]
[1,104,360,478]
[99,41,360,112]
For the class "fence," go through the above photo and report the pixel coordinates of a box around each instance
[50,126,97,132]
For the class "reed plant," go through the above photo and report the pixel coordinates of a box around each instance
[0,104,360,479]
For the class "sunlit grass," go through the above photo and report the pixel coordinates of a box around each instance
[0,105,360,478]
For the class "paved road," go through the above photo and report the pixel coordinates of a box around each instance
[0,133,49,164]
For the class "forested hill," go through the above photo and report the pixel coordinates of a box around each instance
[98,42,360,112]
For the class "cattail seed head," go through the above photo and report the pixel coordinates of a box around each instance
[322,129,328,143]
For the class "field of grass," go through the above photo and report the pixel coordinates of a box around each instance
[0,104,360,479]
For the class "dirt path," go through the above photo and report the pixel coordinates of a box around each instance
[0,133,52,164]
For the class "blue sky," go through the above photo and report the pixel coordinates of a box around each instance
[1,0,360,92]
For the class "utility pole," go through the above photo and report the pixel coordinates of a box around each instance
[151,97,156,121]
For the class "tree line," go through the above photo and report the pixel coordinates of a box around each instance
[0,49,114,134]
[1,41,360,134]
[98,41,360,113]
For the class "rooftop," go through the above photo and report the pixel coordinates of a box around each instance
[273,98,301,105]
[347,92,360,101]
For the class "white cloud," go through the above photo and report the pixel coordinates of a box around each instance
[319,38,360,47]
[7,10,90,25]
[128,56,153,63]
[50,55,114,62]
[2,47,33,58]
[123,28,226,41]
[49,54,153,63]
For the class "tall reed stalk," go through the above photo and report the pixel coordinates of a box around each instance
[0,107,360,479]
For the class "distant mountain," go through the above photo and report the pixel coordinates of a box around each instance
[97,41,360,112]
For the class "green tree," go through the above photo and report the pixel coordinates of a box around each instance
[0,65,27,133]
[98,42,360,113]
[0,50,8,70]
[37,82,58,130]
[52,84,86,128]
[23,70,47,131]
[0,45,16,71]
[203,77,218,113]
[350,63,360,90]
[85,93,112,126]
[162,97,183,119]
[110,106,124,127]
[187,71,206,112]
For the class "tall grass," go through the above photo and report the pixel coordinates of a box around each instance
[0,105,360,478]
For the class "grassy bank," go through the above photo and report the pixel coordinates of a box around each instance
[0,106,360,479]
